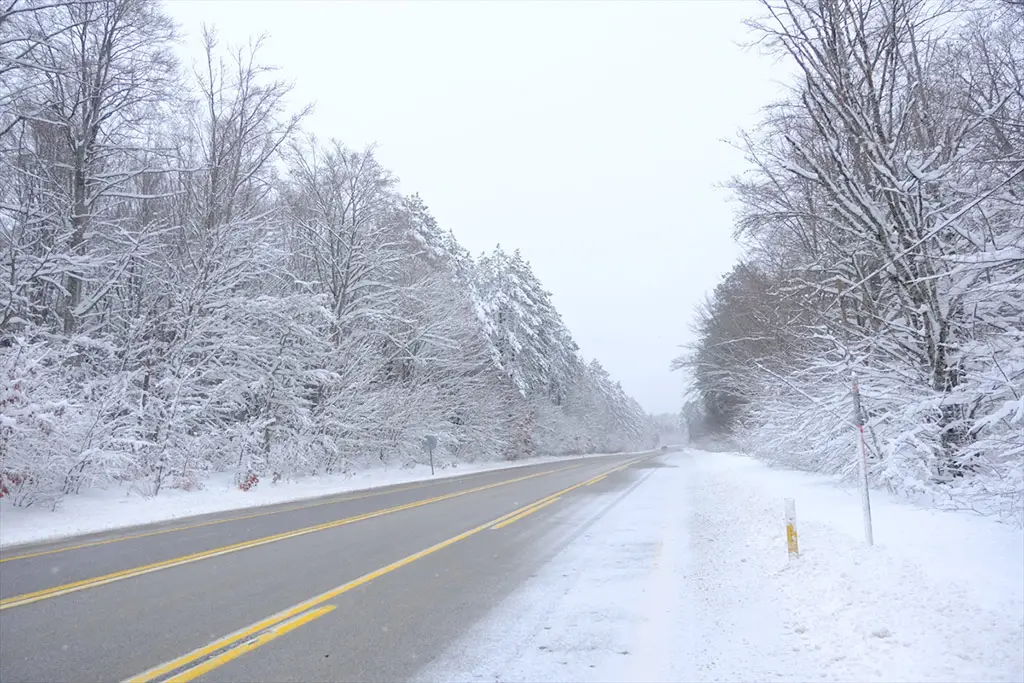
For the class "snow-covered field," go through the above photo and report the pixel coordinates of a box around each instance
[0,452,641,548]
[416,449,1024,683]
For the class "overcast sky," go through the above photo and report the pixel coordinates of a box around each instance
[164,0,784,415]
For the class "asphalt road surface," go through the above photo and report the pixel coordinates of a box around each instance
[0,451,662,683]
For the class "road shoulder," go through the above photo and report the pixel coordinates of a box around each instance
[413,450,1024,683]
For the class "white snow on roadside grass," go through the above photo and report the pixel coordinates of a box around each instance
[415,450,1024,683]
[0,452,644,548]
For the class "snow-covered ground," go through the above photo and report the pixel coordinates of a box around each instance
[415,449,1024,683]
[0,452,641,549]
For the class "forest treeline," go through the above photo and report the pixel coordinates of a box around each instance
[0,0,655,507]
[678,0,1023,520]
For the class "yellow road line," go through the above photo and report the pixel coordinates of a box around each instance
[0,463,568,564]
[0,466,573,611]
[126,454,655,683]
[493,454,650,520]
[490,497,561,530]
[127,522,496,682]
[162,605,336,683]
[0,480,449,564]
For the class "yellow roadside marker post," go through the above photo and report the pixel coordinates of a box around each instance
[785,498,799,559]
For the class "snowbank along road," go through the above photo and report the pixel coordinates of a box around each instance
[0,451,660,682]
[416,450,1024,683]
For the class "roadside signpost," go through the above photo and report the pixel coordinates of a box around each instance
[423,434,438,475]
[852,373,874,546]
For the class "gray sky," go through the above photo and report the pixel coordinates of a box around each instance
[165,0,783,415]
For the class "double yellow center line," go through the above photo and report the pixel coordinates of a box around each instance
[0,466,571,611]
[489,455,639,530]
[126,454,654,683]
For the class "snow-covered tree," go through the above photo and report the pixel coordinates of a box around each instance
[681,0,1024,521]
[0,0,651,507]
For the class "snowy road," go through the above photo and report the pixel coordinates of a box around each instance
[0,452,659,682]
[2,449,1021,683]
